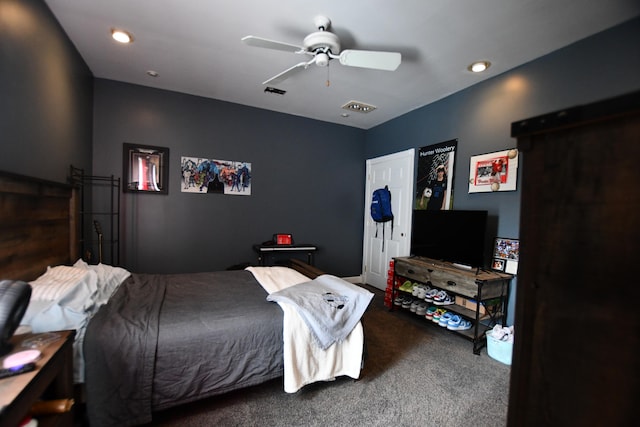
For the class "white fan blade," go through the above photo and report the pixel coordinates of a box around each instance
[241,36,303,53]
[262,57,317,85]
[338,50,401,71]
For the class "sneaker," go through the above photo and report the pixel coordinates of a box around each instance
[433,291,455,306]
[402,297,413,310]
[417,285,430,299]
[399,280,413,292]
[449,319,472,331]
[424,288,439,302]
[432,308,447,323]
[446,314,462,330]
[416,302,428,316]
[394,296,403,306]
[425,306,437,320]
[438,312,454,327]
[410,299,420,312]
[412,283,422,297]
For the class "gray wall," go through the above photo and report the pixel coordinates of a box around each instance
[93,80,366,275]
[367,17,640,237]
[365,17,640,324]
[0,0,93,182]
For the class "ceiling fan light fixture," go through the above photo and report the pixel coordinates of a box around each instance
[342,100,377,113]
[468,61,490,73]
[111,28,133,44]
[316,53,329,67]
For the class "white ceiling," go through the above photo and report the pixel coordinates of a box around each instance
[44,0,640,130]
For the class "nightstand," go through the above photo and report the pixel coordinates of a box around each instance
[0,330,75,427]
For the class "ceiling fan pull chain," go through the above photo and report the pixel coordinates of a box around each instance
[326,64,331,87]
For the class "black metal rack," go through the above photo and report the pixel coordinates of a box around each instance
[69,165,121,265]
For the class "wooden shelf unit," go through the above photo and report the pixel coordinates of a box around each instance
[392,256,511,354]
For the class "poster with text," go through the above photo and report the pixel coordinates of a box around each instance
[415,139,457,210]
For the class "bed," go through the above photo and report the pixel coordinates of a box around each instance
[0,171,372,427]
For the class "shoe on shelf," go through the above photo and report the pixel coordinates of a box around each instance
[410,299,420,312]
[394,296,403,306]
[399,280,413,292]
[438,312,454,327]
[432,308,447,323]
[425,306,437,320]
[416,302,428,316]
[412,283,423,297]
[433,291,455,306]
[424,288,439,302]
[446,314,462,330]
[402,297,413,310]
[448,318,472,331]
[416,285,428,299]
[432,290,446,303]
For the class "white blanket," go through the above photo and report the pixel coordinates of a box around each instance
[246,266,366,393]
[267,275,373,350]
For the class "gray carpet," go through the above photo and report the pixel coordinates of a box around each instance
[148,285,511,427]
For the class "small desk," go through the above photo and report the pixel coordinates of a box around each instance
[253,244,318,266]
[0,330,75,427]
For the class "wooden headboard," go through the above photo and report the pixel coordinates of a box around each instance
[0,171,77,281]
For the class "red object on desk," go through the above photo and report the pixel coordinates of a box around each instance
[275,234,292,245]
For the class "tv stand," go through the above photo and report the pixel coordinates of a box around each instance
[392,256,512,354]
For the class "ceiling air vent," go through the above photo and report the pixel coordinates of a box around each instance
[264,87,286,95]
[342,100,377,113]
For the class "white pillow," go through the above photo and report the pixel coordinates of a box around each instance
[29,265,98,312]
[73,259,131,306]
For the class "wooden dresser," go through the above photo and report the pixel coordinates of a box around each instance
[507,91,640,426]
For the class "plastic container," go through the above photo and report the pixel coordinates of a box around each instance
[486,331,513,365]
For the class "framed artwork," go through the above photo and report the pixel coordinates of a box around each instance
[468,148,518,193]
[181,156,252,195]
[492,237,519,274]
[123,143,169,194]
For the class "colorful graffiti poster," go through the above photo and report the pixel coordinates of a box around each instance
[181,157,251,195]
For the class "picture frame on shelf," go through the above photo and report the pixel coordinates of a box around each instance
[492,258,506,272]
[492,237,519,274]
[123,143,169,194]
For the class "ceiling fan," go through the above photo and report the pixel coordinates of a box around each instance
[242,15,401,85]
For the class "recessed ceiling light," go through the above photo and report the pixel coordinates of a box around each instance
[342,100,377,113]
[146,70,159,78]
[111,29,133,44]
[468,61,491,73]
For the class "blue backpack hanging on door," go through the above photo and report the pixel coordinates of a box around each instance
[371,186,393,251]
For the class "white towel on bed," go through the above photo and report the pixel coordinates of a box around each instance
[266,275,373,350]
[246,266,367,393]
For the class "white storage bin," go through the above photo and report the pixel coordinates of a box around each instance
[486,331,513,365]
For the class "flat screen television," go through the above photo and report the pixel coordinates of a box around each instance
[410,209,488,268]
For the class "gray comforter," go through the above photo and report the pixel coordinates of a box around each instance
[84,270,284,427]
